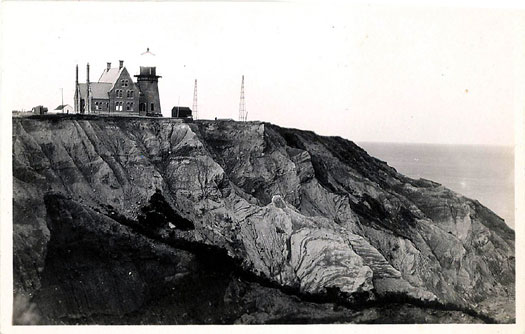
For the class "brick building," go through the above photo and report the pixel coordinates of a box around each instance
[135,66,162,115]
[75,50,161,116]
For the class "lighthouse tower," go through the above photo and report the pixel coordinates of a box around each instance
[135,48,162,116]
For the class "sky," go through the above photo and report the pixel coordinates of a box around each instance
[1,2,523,145]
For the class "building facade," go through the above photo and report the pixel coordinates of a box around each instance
[75,54,161,116]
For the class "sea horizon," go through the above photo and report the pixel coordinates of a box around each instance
[358,141,515,229]
[358,140,513,148]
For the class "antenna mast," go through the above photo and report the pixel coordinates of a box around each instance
[193,79,198,120]
[239,75,247,122]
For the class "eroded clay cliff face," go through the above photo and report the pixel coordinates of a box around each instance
[12,116,514,324]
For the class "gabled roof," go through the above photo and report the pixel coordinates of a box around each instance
[98,68,123,84]
[54,104,72,110]
[78,83,112,100]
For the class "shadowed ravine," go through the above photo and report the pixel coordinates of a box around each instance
[12,115,514,324]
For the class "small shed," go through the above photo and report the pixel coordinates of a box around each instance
[171,106,192,118]
[54,104,74,114]
[32,105,48,115]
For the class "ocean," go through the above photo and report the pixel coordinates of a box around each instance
[358,142,515,229]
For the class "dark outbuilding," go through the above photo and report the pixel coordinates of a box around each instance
[171,106,192,118]
[32,105,48,115]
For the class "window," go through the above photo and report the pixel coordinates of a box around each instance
[130,102,134,111]
[122,79,128,87]
[150,103,154,112]
[139,103,146,112]
[116,101,123,112]
[127,90,134,98]
[116,90,123,98]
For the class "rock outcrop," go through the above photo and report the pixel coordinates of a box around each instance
[12,116,514,324]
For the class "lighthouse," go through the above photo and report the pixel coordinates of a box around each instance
[135,48,162,116]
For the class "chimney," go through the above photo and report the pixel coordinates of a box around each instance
[119,60,124,69]
[75,64,78,84]
[86,63,90,84]
[107,62,111,71]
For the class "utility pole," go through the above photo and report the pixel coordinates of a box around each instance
[239,75,246,122]
[192,79,198,120]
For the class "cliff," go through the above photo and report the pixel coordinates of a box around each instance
[12,116,515,324]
